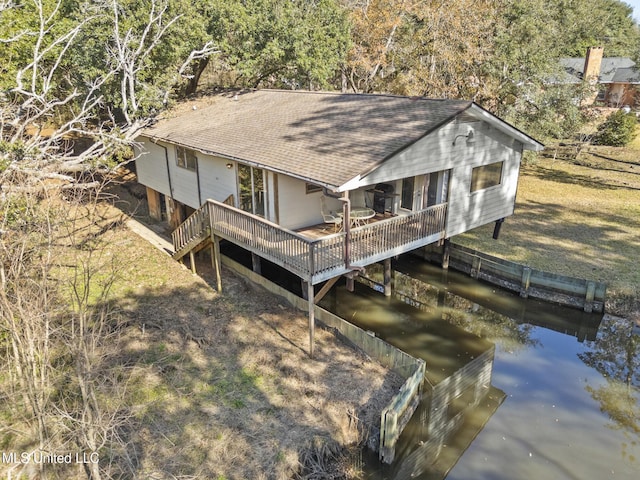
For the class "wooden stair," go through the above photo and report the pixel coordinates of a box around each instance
[172,203,212,261]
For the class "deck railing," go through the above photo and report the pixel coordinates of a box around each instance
[175,199,447,283]
[208,200,316,279]
[172,203,211,256]
[350,204,447,265]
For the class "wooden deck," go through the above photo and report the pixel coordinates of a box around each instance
[295,212,392,239]
[172,200,447,284]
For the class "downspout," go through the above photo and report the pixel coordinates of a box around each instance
[195,157,202,206]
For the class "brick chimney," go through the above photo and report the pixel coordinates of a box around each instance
[583,46,604,83]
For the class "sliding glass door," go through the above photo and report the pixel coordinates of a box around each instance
[238,164,265,217]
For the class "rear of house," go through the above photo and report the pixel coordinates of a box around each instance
[135,90,542,252]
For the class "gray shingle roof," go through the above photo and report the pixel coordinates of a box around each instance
[610,66,640,83]
[558,57,637,83]
[142,90,473,189]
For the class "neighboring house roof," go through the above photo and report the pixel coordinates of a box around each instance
[558,57,637,83]
[141,89,542,190]
[610,66,640,84]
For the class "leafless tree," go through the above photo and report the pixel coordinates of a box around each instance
[1,187,137,480]
[0,0,217,193]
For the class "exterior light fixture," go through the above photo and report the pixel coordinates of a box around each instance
[226,163,233,169]
[452,130,475,146]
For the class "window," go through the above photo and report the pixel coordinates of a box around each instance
[305,183,322,194]
[238,164,265,217]
[401,177,415,210]
[176,146,197,170]
[470,162,503,192]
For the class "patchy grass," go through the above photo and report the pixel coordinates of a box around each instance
[1,190,403,480]
[456,140,640,317]
[106,219,402,479]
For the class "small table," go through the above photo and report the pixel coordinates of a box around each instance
[341,207,376,228]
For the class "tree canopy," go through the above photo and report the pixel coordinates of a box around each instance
[2,0,640,187]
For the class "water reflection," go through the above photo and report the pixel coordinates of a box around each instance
[219,244,639,478]
[319,255,638,479]
[579,316,640,437]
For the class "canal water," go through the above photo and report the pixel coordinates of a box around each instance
[319,256,639,480]
[220,245,639,479]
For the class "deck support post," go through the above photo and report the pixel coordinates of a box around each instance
[251,252,262,275]
[212,235,222,292]
[307,281,315,359]
[442,238,450,270]
[493,218,505,240]
[189,250,196,274]
[345,275,355,292]
[383,258,392,297]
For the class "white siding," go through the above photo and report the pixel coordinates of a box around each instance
[135,140,170,196]
[277,175,340,230]
[166,144,199,208]
[358,118,524,237]
[198,154,237,205]
[136,138,237,210]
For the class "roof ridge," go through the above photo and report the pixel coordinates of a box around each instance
[252,88,472,103]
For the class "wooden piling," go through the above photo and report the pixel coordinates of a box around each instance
[189,250,196,274]
[308,281,315,359]
[251,252,262,275]
[441,238,450,270]
[383,258,392,297]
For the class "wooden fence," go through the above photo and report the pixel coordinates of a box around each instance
[424,243,606,313]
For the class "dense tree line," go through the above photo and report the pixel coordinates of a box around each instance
[1,0,639,172]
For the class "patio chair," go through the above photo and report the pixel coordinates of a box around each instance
[320,196,343,232]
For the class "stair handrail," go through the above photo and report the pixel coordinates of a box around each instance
[172,203,211,254]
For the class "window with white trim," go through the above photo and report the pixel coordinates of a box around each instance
[176,146,197,171]
[470,161,503,192]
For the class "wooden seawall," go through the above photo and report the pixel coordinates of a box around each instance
[423,243,606,313]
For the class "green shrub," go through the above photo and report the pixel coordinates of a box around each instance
[593,110,638,146]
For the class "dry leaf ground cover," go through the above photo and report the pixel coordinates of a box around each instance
[1,193,403,480]
[456,143,640,317]
[101,207,404,479]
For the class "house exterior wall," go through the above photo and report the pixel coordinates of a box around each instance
[138,118,524,239]
[277,175,331,230]
[197,155,237,206]
[605,83,637,106]
[137,138,237,210]
[136,139,171,196]
[136,138,199,207]
[359,118,523,238]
